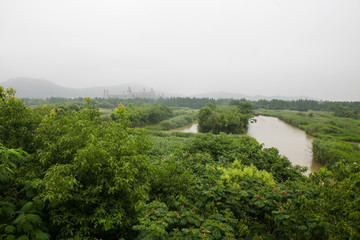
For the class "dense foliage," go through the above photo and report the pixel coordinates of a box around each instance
[111,103,173,127]
[2,87,360,239]
[159,111,198,130]
[259,109,360,181]
[198,103,253,134]
[259,109,360,142]
[254,99,360,119]
[24,95,360,119]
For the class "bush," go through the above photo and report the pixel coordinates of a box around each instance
[159,111,197,130]
[198,104,252,134]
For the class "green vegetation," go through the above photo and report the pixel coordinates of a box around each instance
[2,86,360,239]
[258,109,360,142]
[258,109,360,176]
[118,103,173,127]
[24,97,360,119]
[198,102,253,134]
[254,99,360,119]
[24,96,235,110]
[159,111,198,130]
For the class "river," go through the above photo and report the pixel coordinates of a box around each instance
[172,115,321,173]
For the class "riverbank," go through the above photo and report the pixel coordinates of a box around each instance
[257,109,360,142]
[257,109,360,169]
[145,110,198,131]
[166,116,321,173]
[247,115,321,173]
[168,122,198,133]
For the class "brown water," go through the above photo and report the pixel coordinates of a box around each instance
[171,116,321,173]
[247,116,321,173]
[169,123,199,133]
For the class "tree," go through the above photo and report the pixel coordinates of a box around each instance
[0,87,40,152]
[0,144,50,240]
[33,99,152,239]
[197,104,252,134]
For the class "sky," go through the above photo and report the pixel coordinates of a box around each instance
[1,0,360,101]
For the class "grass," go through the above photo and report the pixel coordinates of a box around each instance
[258,109,360,142]
[99,108,114,120]
[146,132,195,156]
[257,109,360,168]
[144,110,198,131]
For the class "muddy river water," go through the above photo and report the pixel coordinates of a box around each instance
[173,115,322,173]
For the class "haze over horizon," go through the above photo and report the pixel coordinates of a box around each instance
[1,0,360,101]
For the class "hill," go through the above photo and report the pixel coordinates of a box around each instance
[1,77,316,100]
[0,78,148,98]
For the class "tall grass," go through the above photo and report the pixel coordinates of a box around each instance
[158,111,198,130]
[259,109,360,168]
[259,109,360,142]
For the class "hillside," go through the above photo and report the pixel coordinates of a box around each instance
[1,77,316,100]
[0,78,147,98]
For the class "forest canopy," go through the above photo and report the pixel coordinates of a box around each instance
[198,102,253,134]
[1,86,360,239]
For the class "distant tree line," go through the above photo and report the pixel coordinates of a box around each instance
[253,99,360,118]
[23,96,360,119]
[24,97,233,109]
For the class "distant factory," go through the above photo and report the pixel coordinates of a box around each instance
[103,87,159,99]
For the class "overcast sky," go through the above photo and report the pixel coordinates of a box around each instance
[1,0,360,100]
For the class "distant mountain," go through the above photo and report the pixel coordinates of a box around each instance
[190,91,316,101]
[1,78,76,98]
[0,78,149,98]
[1,78,316,100]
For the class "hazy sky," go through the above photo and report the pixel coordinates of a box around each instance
[1,0,360,100]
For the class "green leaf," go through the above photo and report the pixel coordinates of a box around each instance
[17,235,29,240]
[34,230,50,240]
[5,225,16,234]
